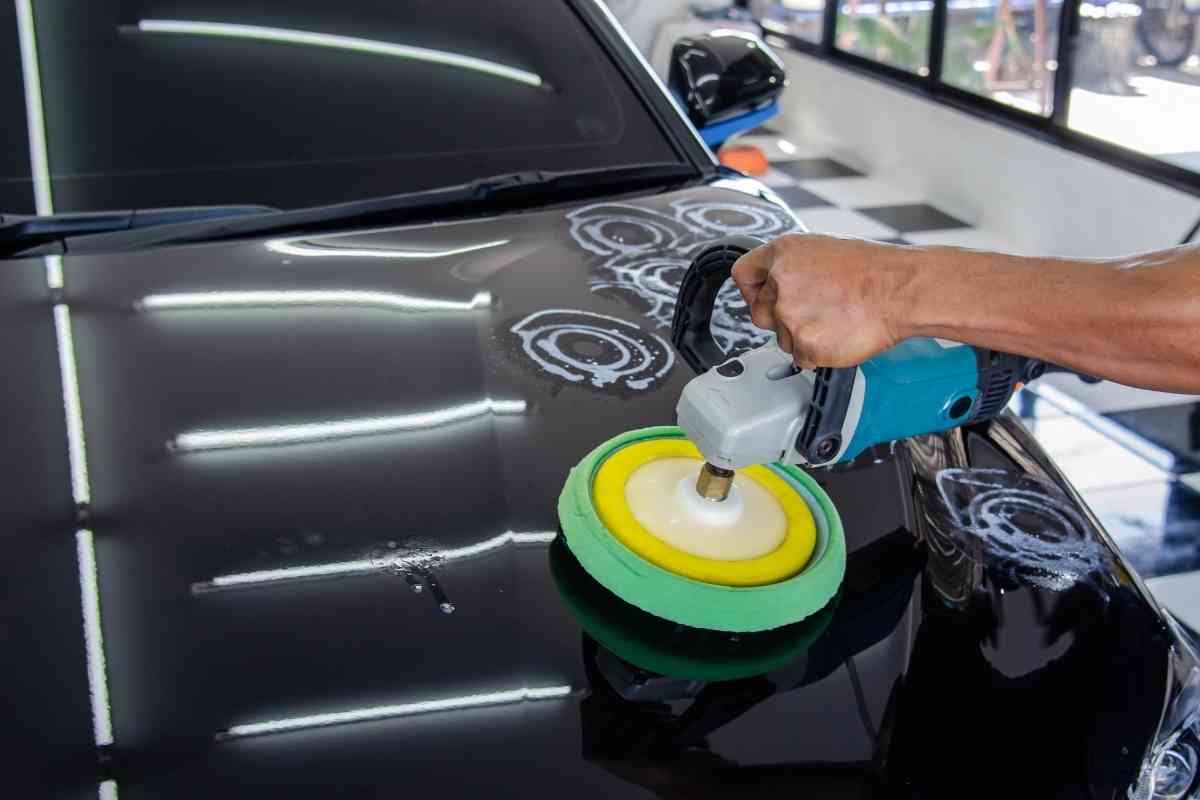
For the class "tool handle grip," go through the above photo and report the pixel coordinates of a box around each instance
[671,235,766,373]
[796,366,858,464]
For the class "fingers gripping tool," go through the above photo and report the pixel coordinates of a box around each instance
[670,235,1059,501]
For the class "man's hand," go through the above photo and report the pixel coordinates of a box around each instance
[730,233,1200,394]
[731,234,914,368]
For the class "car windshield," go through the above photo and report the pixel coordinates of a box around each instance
[1,0,683,214]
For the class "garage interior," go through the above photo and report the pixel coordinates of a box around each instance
[5,1,1200,797]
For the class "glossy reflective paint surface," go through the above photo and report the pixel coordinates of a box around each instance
[1,0,683,212]
[3,181,1174,797]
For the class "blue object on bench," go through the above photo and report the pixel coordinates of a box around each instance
[697,100,779,149]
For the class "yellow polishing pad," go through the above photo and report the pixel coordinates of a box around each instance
[592,439,816,587]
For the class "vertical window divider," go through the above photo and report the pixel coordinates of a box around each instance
[749,0,1200,195]
[928,0,949,83]
[821,0,839,53]
[1050,0,1081,125]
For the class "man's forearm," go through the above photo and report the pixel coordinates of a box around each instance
[888,244,1200,393]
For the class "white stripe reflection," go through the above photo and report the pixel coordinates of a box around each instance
[76,530,113,746]
[137,20,546,88]
[171,398,526,452]
[53,304,90,504]
[218,685,572,740]
[194,530,556,592]
[138,289,492,314]
[1030,383,1175,471]
[20,1,114,755]
[265,238,509,260]
[15,0,52,215]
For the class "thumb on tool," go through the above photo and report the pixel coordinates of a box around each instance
[731,243,773,307]
[749,274,779,332]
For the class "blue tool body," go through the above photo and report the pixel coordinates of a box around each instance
[840,338,984,462]
[672,237,1058,470]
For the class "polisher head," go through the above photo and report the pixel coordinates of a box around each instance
[556,426,847,632]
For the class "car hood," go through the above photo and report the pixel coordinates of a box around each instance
[4,179,1175,798]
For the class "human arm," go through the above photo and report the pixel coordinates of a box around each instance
[731,235,1200,394]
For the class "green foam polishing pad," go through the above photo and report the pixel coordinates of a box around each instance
[557,426,847,632]
[549,537,835,681]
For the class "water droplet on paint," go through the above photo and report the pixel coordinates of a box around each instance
[440,602,456,614]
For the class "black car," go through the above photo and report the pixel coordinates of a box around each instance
[2,1,1198,798]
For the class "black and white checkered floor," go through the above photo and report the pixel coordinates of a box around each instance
[733,128,1200,626]
[741,132,1016,250]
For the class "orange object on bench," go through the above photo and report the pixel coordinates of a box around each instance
[718,145,770,176]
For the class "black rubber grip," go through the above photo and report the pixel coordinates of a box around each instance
[796,366,857,463]
[671,235,765,373]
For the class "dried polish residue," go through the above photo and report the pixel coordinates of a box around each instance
[508,308,675,392]
[567,199,799,354]
[502,199,800,394]
[934,468,1112,592]
[370,539,456,614]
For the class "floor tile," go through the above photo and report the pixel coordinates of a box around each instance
[1035,373,1199,414]
[1019,413,1169,491]
[773,158,864,181]
[1009,388,1069,420]
[791,206,900,239]
[1024,381,1180,472]
[1147,570,1200,631]
[1105,402,1200,474]
[857,203,968,233]
[1084,479,1200,579]
[773,184,835,209]
[760,166,803,188]
[901,227,1023,253]
[800,176,925,208]
[746,123,784,137]
[732,134,828,161]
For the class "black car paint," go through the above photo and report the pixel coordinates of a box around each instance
[2,0,1176,796]
[0,0,715,215]
[5,174,1172,798]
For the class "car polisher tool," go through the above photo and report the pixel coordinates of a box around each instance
[559,234,1070,633]
[671,236,1069,482]
[557,235,849,633]
[557,424,844,632]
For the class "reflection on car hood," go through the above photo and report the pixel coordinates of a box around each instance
[2,180,1173,797]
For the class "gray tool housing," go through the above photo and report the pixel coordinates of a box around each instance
[676,342,817,470]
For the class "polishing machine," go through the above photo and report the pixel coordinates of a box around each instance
[671,235,1069,501]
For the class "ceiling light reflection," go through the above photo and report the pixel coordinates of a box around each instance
[76,530,113,746]
[16,0,51,215]
[194,530,555,592]
[44,254,63,290]
[171,398,526,452]
[217,685,572,740]
[135,20,546,88]
[22,2,114,757]
[54,305,91,504]
[266,238,509,260]
[439,529,556,560]
[138,289,492,313]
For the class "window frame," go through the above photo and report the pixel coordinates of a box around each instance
[752,0,1200,199]
[574,0,719,174]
